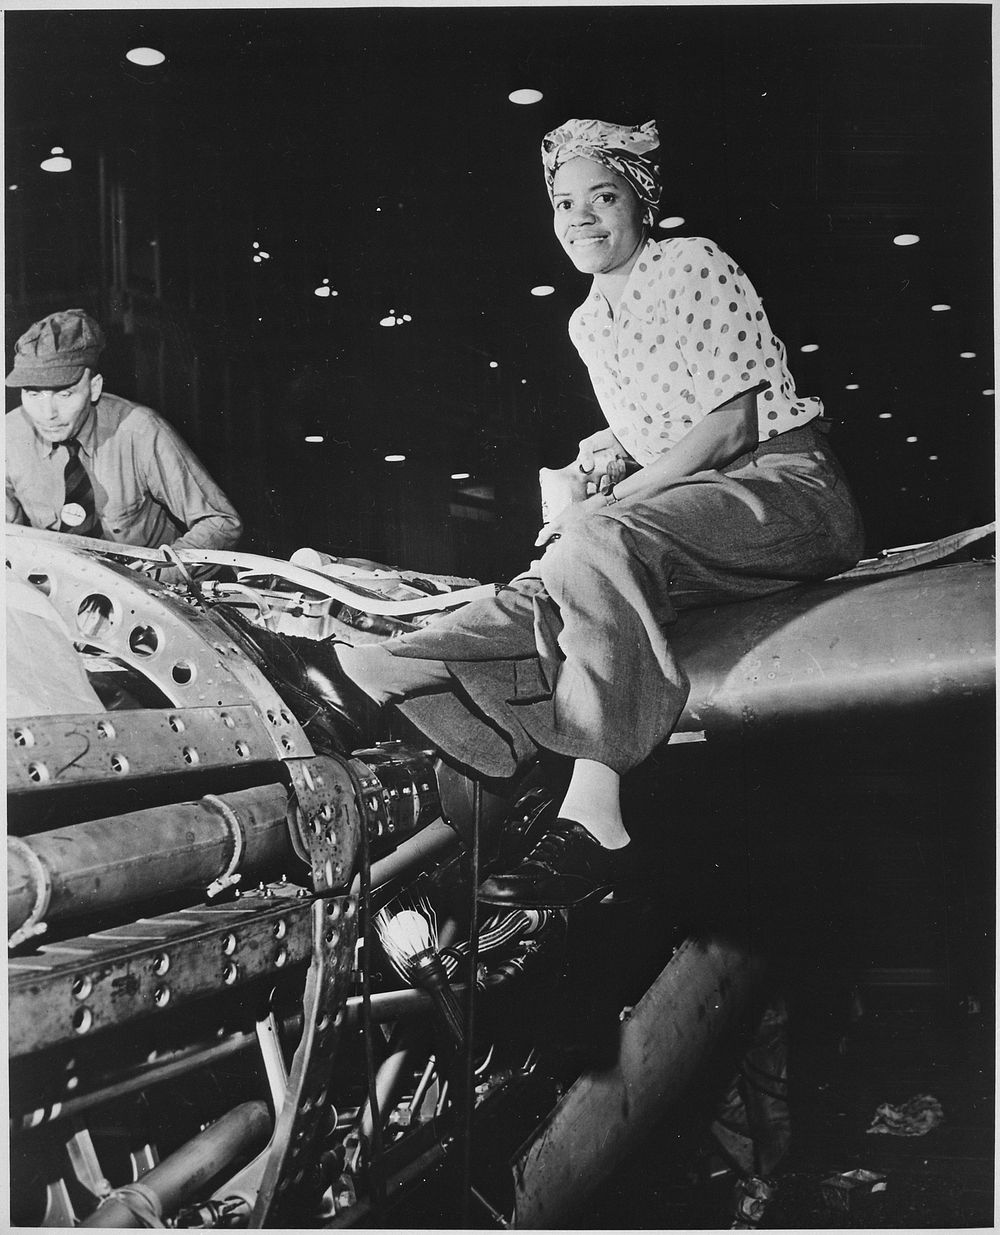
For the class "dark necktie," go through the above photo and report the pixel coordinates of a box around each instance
[59,438,104,537]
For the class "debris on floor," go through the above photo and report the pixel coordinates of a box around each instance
[820,1167,888,1212]
[866,1093,944,1136]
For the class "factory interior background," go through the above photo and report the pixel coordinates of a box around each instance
[5,4,993,585]
[5,4,995,1229]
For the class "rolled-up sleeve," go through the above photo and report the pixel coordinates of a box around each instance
[140,416,243,551]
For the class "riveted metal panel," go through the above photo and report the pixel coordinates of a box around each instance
[8,890,317,1057]
[6,534,313,760]
[8,707,281,793]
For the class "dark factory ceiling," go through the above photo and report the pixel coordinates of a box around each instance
[4,4,994,562]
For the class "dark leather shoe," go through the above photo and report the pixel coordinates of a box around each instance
[477,818,631,909]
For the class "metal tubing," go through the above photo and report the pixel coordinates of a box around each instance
[8,784,292,933]
[82,1100,272,1226]
[511,934,763,1227]
[18,988,465,1129]
[351,818,462,897]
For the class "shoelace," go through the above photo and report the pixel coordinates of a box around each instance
[524,825,590,874]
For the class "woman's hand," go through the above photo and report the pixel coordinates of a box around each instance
[574,429,630,495]
[535,491,610,548]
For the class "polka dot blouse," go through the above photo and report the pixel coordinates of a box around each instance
[568,236,821,466]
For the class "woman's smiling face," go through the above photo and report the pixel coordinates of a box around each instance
[552,157,646,277]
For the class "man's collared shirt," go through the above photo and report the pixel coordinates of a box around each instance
[569,236,822,466]
[5,392,242,551]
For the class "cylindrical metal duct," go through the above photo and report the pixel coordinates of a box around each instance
[8,784,293,934]
[512,934,763,1227]
[82,1100,272,1227]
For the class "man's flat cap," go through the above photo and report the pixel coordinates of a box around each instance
[6,308,105,388]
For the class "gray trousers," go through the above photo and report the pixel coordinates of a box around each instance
[354,423,864,779]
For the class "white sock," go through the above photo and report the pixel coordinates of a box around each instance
[557,760,630,849]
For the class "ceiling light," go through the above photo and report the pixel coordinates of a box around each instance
[40,148,71,173]
[931,303,951,312]
[8,184,17,191]
[258,251,270,260]
[845,383,859,390]
[906,436,918,443]
[658,216,686,229]
[451,472,471,481]
[521,379,528,384]
[489,361,499,369]
[401,313,411,322]
[304,435,324,443]
[959,351,976,359]
[253,255,262,264]
[982,389,994,396]
[379,315,396,327]
[531,285,555,297]
[126,47,165,67]
[878,413,893,419]
[508,88,543,105]
[314,286,331,297]
[928,455,938,461]
[385,454,406,463]
[893,234,920,246]
[800,343,819,353]
[253,242,260,249]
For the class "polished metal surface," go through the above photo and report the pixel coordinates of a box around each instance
[673,562,994,736]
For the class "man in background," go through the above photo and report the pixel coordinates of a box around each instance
[5,308,242,557]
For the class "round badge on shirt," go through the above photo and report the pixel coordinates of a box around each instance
[60,503,87,527]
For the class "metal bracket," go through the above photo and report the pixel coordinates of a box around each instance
[8,836,51,950]
[285,755,362,893]
[249,896,358,1226]
[203,794,246,898]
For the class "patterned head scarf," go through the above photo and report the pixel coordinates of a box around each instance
[542,118,661,228]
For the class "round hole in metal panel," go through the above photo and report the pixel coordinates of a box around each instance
[223,962,239,986]
[275,947,288,968]
[12,726,34,747]
[220,712,236,729]
[153,953,170,976]
[110,754,130,774]
[96,720,116,740]
[222,933,237,956]
[27,573,52,596]
[27,762,50,783]
[273,921,287,940]
[72,976,93,1001]
[76,594,117,638]
[182,746,199,765]
[326,901,340,918]
[167,715,184,733]
[281,736,293,752]
[234,740,251,759]
[72,1008,93,1035]
[153,986,171,1008]
[171,660,195,685]
[128,624,160,656]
